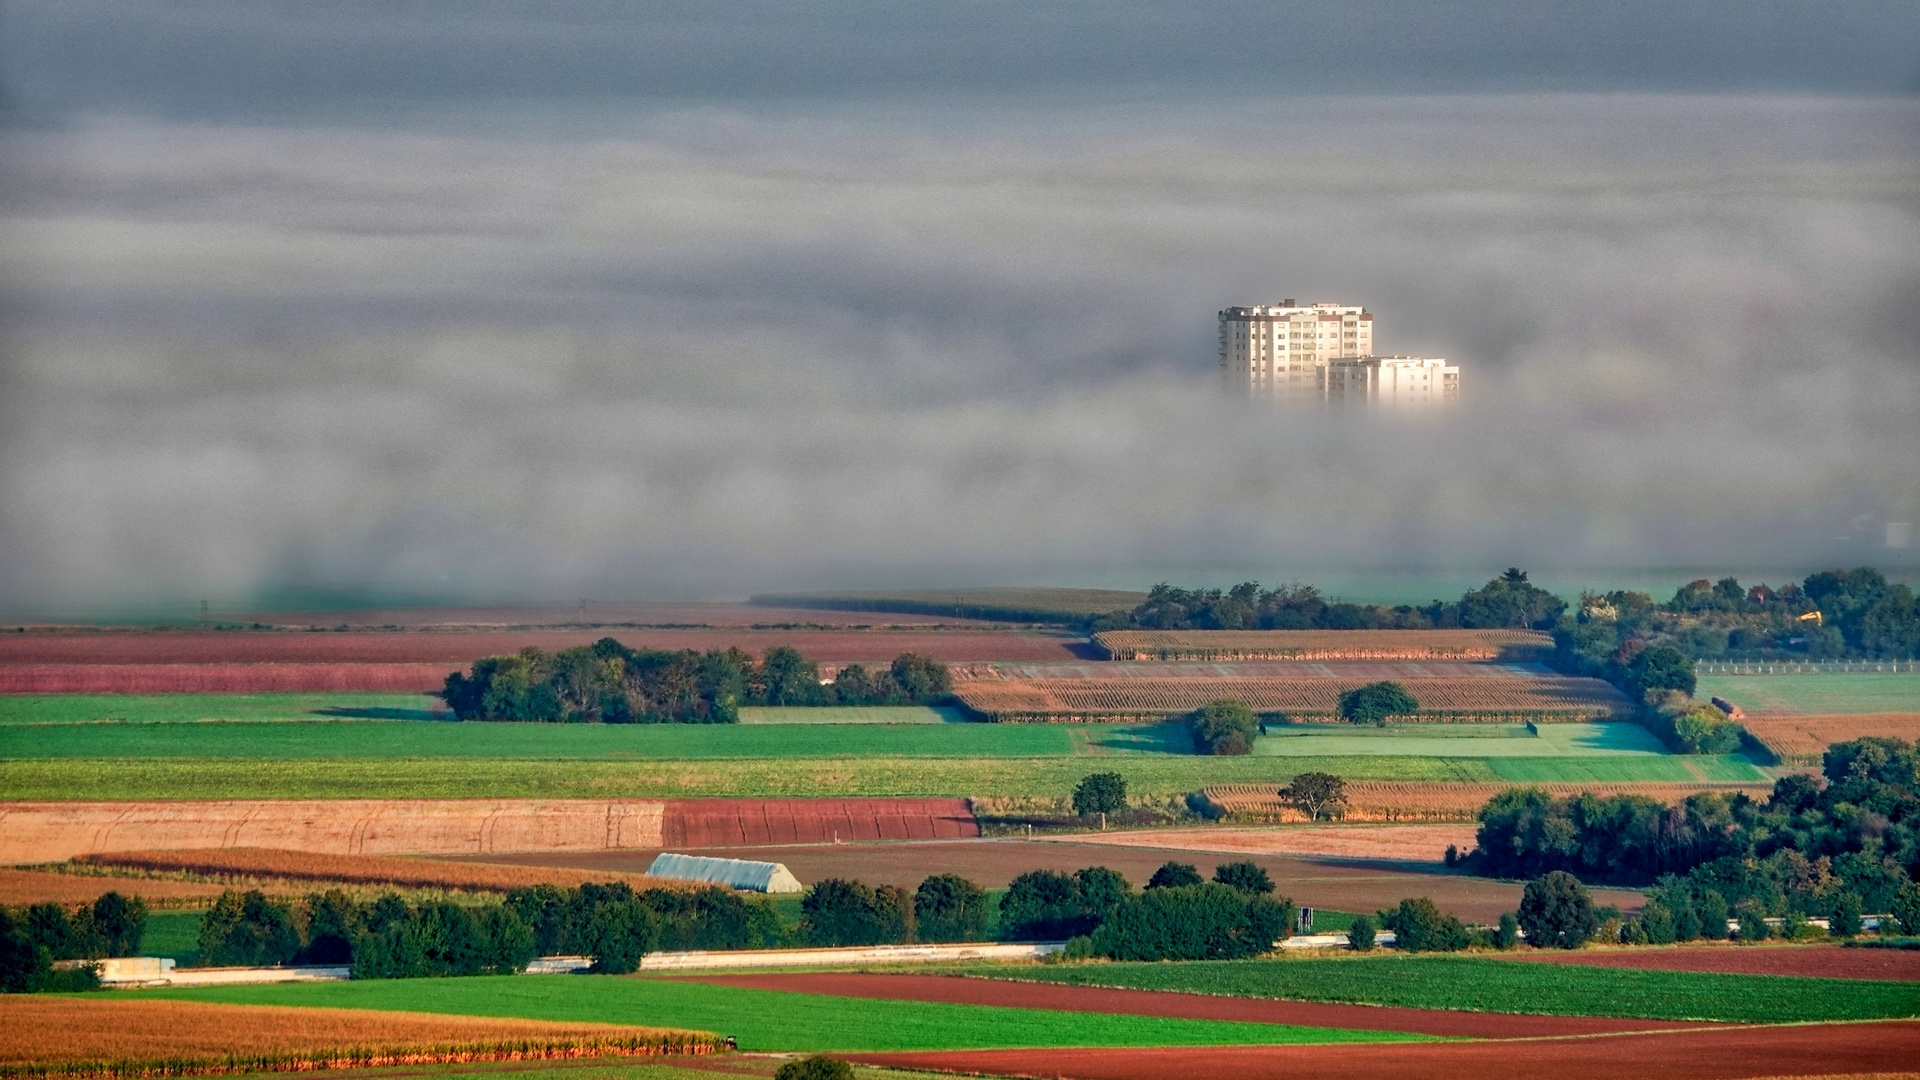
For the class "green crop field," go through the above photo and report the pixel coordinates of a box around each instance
[0,693,444,725]
[141,909,204,965]
[737,706,964,724]
[1695,673,1920,715]
[1486,754,1764,782]
[1253,722,1669,758]
[967,954,1920,1024]
[145,976,1427,1053]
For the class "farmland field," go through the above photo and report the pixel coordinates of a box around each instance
[1093,628,1550,661]
[1250,722,1669,758]
[737,705,963,724]
[0,747,1763,801]
[0,692,444,725]
[1694,672,1920,715]
[78,848,675,893]
[1741,713,1920,763]
[147,977,1426,1053]
[967,954,1920,1023]
[1202,780,1776,822]
[953,676,1627,721]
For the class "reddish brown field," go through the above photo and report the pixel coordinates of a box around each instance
[1498,942,1920,981]
[663,799,978,847]
[953,675,1627,720]
[1742,714,1920,763]
[683,973,1711,1038]
[474,838,1645,922]
[0,868,229,906]
[1034,824,1478,861]
[1203,781,1778,823]
[848,1021,1920,1080]
[77,848,677,894]
[224,602,958,628]
[0,996,708,1065]
[1093,629,1551,662]
[0,663,454,693]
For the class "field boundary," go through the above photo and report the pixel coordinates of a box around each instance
[1199,780,1778,823]
[1092,629,1553,662]
[1697,660,1920,674]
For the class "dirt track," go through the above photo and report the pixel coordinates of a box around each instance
[1498,943,1920,982]
[683,973,1712,1038]
[847,1020,1920,1080]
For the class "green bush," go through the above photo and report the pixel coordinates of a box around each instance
[1518,872,1598,949]
[1213,862,1274,895]
[1146,862,1202,890]
[198,890,300,967]
[1698,890,1730,940]
[1338,682,1419,725]
[914,874,990,943]
[1191,700,1257,755]
[1379,898,1468,953]
[801,879,910,947]
[1891,884,1920,935]
[1828,892,1863,938]
[1001,867,1132,941]
[1735,901,1771,942]
[1495,911,1520,950]
[775,1056,854,1080]
[1090,883,1294,961]
[1640,898,1676,944]
[1072,772,1127,816]
[1346,913,1376,951]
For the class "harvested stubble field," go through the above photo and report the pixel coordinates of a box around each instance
[0,867,228,906]
[952,676,1627,722]
[0,996,713,1069]
[1093,629,1552,662]
[1033,824,1479,861]
[150,977,1419,1053]
[0,693,443,725]
[76,849,676,894]
[1693,673,1920,717]
[1740,714,1920,764]
[0,664,455,694]
[848,1023,1920,1080]
[1202,780,1778,823]
[1498,943,1920,982]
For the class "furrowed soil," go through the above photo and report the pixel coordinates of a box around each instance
[1496,943,1920,981]
[1741,714,1920,763]
[0,867,228,906]
[1092,629,1551,661]
[1031,824,1480,861]
[471,839,1645,922]
[1203,780,1777,823]
[952,674,1628,721]
[0,997,695,1064]
[682,973,1713,1038]
[77,848,678,893]
[847,1021,1920,1080]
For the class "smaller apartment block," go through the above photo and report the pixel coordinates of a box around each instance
[1326,355,1460,409]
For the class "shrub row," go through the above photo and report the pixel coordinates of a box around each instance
[0,892,145,992]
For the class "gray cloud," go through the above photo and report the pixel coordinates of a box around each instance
[2,93,1916,611]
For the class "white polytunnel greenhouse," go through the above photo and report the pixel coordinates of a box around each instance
[646,852,805,893]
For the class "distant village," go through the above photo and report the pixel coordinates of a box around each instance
[1221,300,1458,408]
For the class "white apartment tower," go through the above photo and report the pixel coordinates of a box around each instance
[1219,300,1371,401]
[1326,356,1460,409]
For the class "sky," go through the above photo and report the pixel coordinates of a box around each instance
[2,2,1918,612]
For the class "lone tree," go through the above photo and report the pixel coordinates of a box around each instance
[1339,682,1419,725]
[1146,862,1203,890]
[1213,861,1275,895]
[1192,699,1258,755]
[1279,771,1347,821]
[1517,870,1598,949]
[1072,772,1128,816]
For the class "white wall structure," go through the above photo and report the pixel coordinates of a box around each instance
[1219,300,1372,402]
[1325,355,1460,409]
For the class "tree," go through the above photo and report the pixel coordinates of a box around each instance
[775,1057,854,1080]
[1147,862,1203,890]
[1458,570,1567,629]
[1213,862,1274,895]
[1829,892,1863,938]
[1380,897,1469,953]
[581,898,658,973]
[1191,700,1257,755]
[802,879,891,947]
[1627,645,1696,700]
[1735,900,1771,942]
[1346,913,1376,951]
[1698,890,1730,940]
[759,646,824,706]
[1072,772,1127,816]
[1339,682,1419,725]
[198,889,300,967]
[88,892,145,958]
[1518,871,1598,949]
[1279,771,1347,821]
[0,907,48,992]
[1089,883,1293,961]
[999,868,1129,940]
[914,874,990,942]
[1496,911,1520,949]
[889,653,952,702]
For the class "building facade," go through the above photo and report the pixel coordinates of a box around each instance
[1218,300,1372,402]
[1325,355,1459,409]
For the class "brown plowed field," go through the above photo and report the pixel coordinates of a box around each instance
[0,798,979,865]
[0,996,704,1064]
[225,602,958,628]
[1093,629,1552,662]
[1203,781,1779,823]
[1743,715,1920,764]
[0,867,228,906]
[1497,943,1920,981]
[954,676,1626,721]
[474,839,1645,922]
[663,799,978,847]
[960,660,1556,680]
[848,1021,1920,1080]
[0,663,454,693]
[1033,824,1478,861]
[0,629,1078,667]
[683,973,1711,1038]
[76,848,676,894]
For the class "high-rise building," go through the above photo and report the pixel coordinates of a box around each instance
[1325,355,1460,409]
[1218,300,1372,402]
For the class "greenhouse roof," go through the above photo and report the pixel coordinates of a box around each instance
[646,852,805,893]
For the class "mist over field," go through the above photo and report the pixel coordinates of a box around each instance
[1,3,1917,611]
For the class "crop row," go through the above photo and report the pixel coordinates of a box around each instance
[1200,780,1777,823]
[75,849,673,894]
[1093,629,1552,662]
[1737,713,1920,765]
[953,677,1626,721]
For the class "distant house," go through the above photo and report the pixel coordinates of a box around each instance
[647,852,804,893]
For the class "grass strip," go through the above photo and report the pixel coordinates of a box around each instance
[142,976,1434,1053]
[0,755,1501,800]
[955,954,1920,1024]
[0,694,442,726]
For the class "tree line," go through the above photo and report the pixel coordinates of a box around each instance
[1095,570,1566,633]
[442,638,951,723]
[1466,736,1920,934]
[0,891,146,992]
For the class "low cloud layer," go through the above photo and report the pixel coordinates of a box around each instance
[2,94,1917,610]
